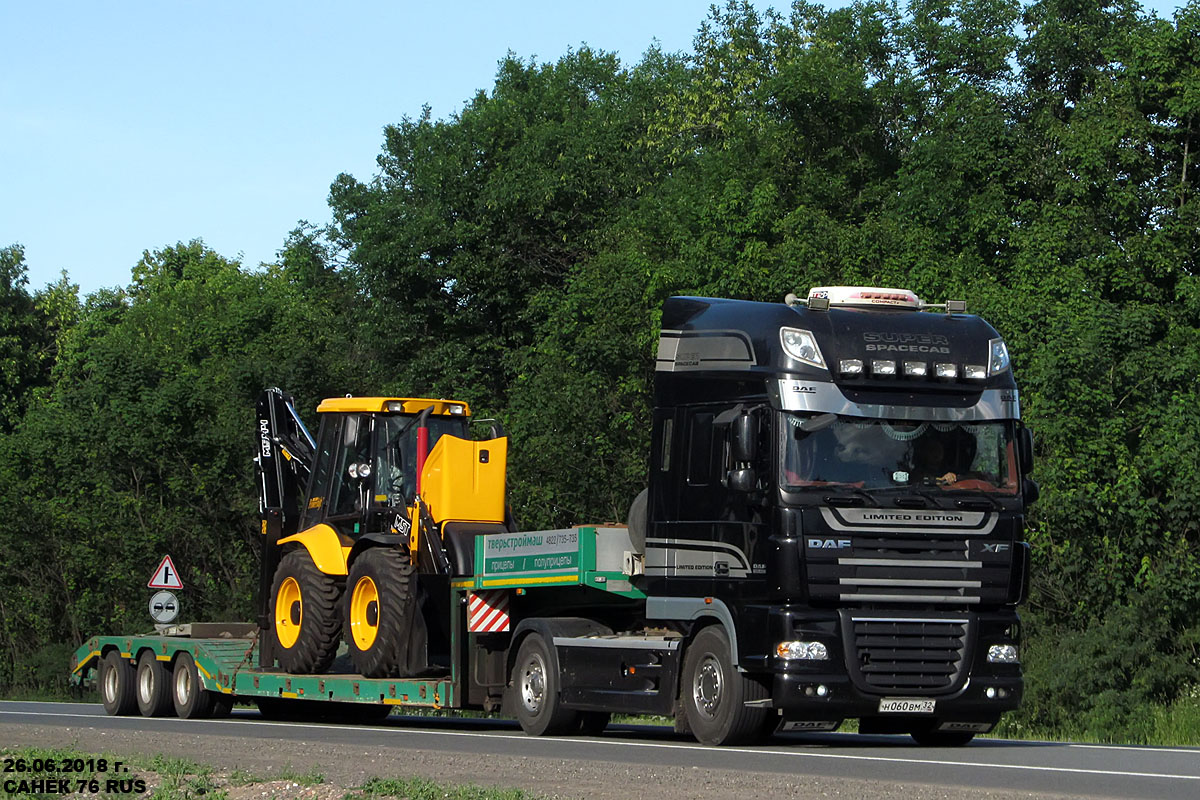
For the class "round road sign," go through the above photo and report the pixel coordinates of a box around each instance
[149,590,180,624]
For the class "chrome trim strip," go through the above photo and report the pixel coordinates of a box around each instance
[851,617,970,624]
[777,379,1019,421]
[843,593,981,604]
[838,558,982,568]
[551,637,680,650]
[821,507,997,536]
[839,578,983,588]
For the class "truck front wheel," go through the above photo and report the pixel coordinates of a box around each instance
[271,549,342,673]
[681,626,773,746]
[99,651,137,716]
[511,633,578,736]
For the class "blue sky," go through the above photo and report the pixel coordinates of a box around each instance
[1,1,1187,296]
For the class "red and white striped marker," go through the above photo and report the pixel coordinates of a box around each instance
[467,590,510,633]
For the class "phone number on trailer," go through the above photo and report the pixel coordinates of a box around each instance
[2,757,147,795]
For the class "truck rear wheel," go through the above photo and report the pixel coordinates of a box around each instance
[512,633,578,736]
[271,549,342,673]
[345,547,417,678]
[135,650,173,717]
[99,651,137,716]
[172,652,216,719]
[681,626,772,746]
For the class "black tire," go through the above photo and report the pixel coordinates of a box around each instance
[171,652,216,719]
[511,633,578,736]
[345,547,417,678]
[270,549,342,673]
[211,696,234,718]
[911,728,976,747]
[576,711,610,735]
[680,626,772,746]
[135,650,173,717]
[99,650,137,716]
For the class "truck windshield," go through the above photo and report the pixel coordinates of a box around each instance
[781,413,1019,494]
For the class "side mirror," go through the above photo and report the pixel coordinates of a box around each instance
[732,412,756,463]
[729,468,757,493]
[1023,478,1040,505]
[1018,428,1034,476]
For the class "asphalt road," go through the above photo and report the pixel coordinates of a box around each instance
[1,701,1197,799]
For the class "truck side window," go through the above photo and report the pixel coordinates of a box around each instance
[660,418,673,472]
[686,412,714,486]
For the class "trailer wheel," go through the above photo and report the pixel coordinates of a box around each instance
[345,547,417,678]
[271,549,342,673]
[211,696,234,718]
[135,651,173,717]
[99,651,137,716]
[680,626,772,746]
[171,652,216,719]
[512,633,578,736]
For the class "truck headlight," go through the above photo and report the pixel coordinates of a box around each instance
[987,644,1019,663]
[780,328,826,369]
[989,338,1010,375]
[776,641,829,660]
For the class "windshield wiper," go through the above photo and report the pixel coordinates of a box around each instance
[821,486,878,507]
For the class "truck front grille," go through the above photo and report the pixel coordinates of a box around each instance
[845,616,970,694]
[807,535,1012,607]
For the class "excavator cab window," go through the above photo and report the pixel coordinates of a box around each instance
[378,414,469,506]
[329,413,374,517]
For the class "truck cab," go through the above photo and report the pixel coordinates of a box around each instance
[646,287,1034,742]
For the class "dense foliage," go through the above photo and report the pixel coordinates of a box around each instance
[2,0,1198,742]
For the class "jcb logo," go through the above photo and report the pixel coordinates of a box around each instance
[808,538,852,550]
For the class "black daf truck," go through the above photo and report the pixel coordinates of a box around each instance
[644,286,1035,745]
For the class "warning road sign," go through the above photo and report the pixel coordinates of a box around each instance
[148,555,183,589]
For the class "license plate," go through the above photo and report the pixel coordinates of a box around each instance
[878,698,936,713]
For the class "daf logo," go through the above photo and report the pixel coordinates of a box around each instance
[792,385,817,394]
[982,543,1010,553]
[808,538,852,550]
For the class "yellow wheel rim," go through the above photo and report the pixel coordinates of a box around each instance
[350,575,380,651]
[275,576,302,649]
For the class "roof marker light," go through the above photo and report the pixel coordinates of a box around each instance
[935,363,958,380]
[839,359,864,376]
[904,361,927,377]
[872,359,896,377]
[964,364,987,380]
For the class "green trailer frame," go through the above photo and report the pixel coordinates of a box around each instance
[70,526,643,714]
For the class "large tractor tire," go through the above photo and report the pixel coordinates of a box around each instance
[270,549,342,673]
[680,626,775,746]
[99,650,137,716]
[345,547,418,678]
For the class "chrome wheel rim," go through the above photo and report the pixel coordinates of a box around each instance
[693,654,723,718]
[520,652,547,714]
